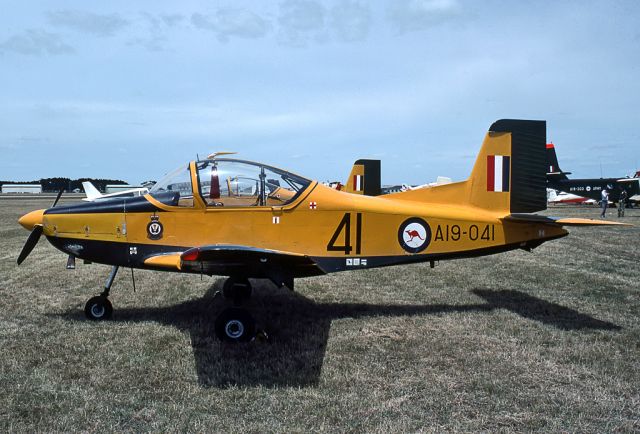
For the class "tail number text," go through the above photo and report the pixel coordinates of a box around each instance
[434,224,495,242]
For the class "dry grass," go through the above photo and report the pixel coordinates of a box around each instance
[1,197,639,432]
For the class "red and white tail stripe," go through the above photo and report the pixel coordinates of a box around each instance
[487,155,510,192]
[353,175,363,191]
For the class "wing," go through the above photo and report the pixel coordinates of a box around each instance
[143,245,326,288]
[504,214,632,226]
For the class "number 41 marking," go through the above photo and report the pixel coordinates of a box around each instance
[327,213,362,255]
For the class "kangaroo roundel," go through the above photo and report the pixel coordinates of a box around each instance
[398,218,431,253]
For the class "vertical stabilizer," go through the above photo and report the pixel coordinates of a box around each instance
[546,143,569,180]
[82,181,103,201]
[345,159,381,196]
[490,119,547,213]
[385,119,548,214]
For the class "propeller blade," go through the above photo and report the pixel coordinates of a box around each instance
[52,188,64,208]
[17,225,43,265]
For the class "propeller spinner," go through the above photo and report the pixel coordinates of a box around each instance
[16,189,63,265]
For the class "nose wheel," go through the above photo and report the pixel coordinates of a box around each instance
[84,265,118,321]
[85,296,113,320]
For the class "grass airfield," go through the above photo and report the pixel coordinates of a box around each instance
[1,197,639,432]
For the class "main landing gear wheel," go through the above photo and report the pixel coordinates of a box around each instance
[222,277,252,303]
[215,307,255,342]
[84,296,113,320]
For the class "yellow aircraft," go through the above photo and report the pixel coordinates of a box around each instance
[17,119,627,342]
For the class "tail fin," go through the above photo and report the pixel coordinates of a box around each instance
[345,159,381,196]
[385,119,548,214]
[82,181,103,201]
[486,119,547,213]
[546,142,570,180]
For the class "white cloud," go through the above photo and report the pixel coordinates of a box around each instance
[387,0,461,34]
[0,29,74,56]
[277,0,328,47]
[191,9,270,43]
[330,1,371,42]
[161,14,185,27]
[46,10,129,37]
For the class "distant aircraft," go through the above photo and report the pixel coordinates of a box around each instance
[17,120,630,342]
[82,181,148,201]
[344,159,381,195]
[324,159,381,195]
[546,143,639,204]
[331,160,451,195]
[547,189,596,205]
[381,177,452,195]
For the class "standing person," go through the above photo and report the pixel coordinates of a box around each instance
[618,188,628,217]
[600,189,609,218]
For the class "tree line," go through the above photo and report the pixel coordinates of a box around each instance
[0,178,127,193]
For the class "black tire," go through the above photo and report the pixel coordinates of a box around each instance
[215,307,255,342]
[84,296,113,320]
[222,277,252,302]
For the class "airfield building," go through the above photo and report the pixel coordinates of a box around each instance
[1,184,42,194]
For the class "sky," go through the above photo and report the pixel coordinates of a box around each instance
[1,0,639,185]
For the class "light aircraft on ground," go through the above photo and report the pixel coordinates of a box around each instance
[394,176,454,193]
[547,189,597,205]
[17,119,629,342]
[546,143,639,204]
[82,181,149,201]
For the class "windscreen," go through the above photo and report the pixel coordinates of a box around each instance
[148,165,194,207]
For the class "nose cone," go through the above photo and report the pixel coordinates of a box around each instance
[18,209,45,230]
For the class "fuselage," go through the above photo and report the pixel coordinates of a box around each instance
[25,158,568,278]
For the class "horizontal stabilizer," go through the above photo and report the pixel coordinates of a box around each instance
[553,217,632,226]
[504,214,632,226]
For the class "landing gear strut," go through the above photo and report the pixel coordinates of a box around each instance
[84,265,118,320]
[222,277,252,304]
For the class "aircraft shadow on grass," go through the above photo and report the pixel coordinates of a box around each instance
[52,281,620,389]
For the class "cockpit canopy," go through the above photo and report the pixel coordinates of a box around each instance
[149,159,311,208]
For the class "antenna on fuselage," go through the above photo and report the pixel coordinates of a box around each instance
[207,151,237,160]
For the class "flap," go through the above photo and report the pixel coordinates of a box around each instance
[179,244,327,284]
[181,245,320,267]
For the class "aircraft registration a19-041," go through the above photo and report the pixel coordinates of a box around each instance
[17,119,628,342]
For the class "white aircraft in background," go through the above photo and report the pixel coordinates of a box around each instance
[547,189,597,205]
[384,176,454,194]
[82,181,148,202]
